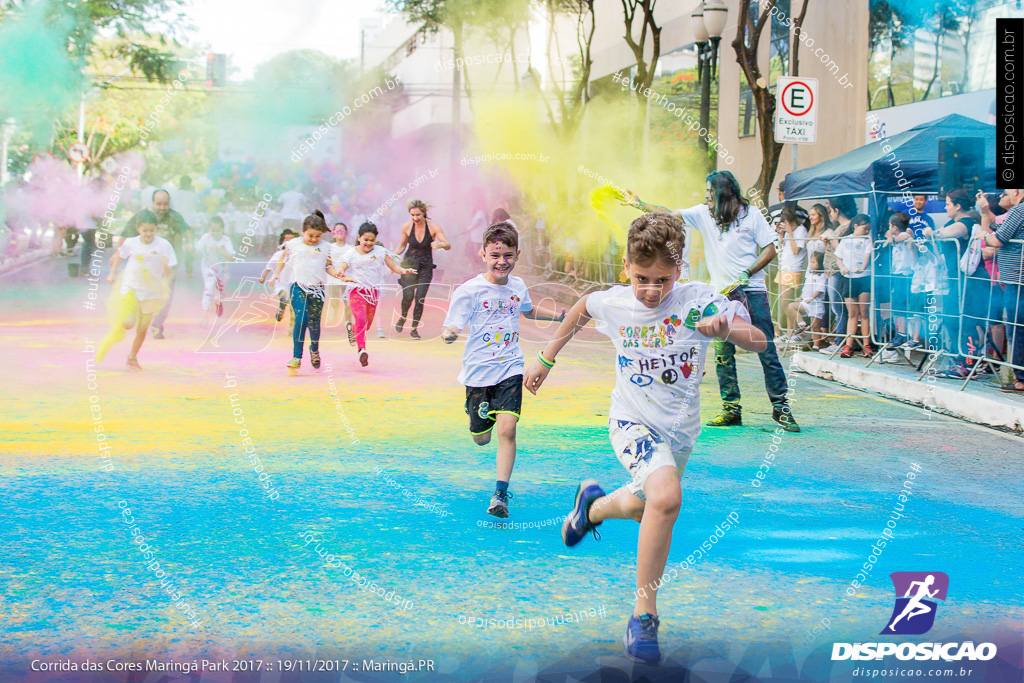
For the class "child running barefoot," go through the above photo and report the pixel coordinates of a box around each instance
[268,210,340,372]
[194,216,235,318]
[442,222,565,518]
[522,213,766,664]
[101,213,176,371]
[259,228,299,322]
[335,221,414,367]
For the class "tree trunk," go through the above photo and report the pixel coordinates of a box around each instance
[790,0,809,77]
[731,0,785,202]
[620,0,662,133]
[921,29,942,101]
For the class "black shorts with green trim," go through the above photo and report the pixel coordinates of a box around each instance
[465,374,523,435]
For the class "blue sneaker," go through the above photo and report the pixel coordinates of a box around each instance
[561,479,604,546]
[623,613,661,664]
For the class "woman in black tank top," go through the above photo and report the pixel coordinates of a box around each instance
[395,199,451,338]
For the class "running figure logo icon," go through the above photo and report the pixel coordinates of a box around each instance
[880,572,949,635]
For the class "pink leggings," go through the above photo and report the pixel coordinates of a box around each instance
[349,288,378,349]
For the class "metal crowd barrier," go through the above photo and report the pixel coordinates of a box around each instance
[868,236,1024,391]
[518,225,1023,392]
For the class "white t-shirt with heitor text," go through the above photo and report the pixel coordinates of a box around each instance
[586,282,750,451]
[443,274,534,387]
[118,236,177,301]
[677,203,776,291]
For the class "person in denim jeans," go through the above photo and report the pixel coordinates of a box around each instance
[625,172,800,432]
[984,189,1024,392]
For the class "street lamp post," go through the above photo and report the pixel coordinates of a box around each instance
[691,1,728,169]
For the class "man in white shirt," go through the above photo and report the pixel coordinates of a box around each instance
[627,171,800,433]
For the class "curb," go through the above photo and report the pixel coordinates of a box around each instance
[792,351,1024,434]
[0,249,50,276]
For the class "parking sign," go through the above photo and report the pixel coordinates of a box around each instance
[775,77,818,144]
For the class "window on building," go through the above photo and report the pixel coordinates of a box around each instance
[739,82,755,138]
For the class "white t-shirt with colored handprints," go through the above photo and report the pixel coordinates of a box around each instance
[118,236,177,301]
[586,282,749,451]
[283,238,330,289]
[443,274,534,387]
[677,204,776,292]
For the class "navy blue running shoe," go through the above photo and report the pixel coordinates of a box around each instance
[624,613,661,664]
[561,479,604,546]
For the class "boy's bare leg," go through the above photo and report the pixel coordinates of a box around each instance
[494,413,518,482]
[129,312,154,358]
[633,466,681,617]
[590,486,645,523]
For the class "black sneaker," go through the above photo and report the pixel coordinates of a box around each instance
[410,328,421,340]
[310,351,321,370]
[487,490,512,518]
[151,328,165,339]
[395,316,406,333]
[276,300,286,322]
[773,409,801,433]
[706,411,742,427]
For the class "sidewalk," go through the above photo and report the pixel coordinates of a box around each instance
[0,247,50,276]
[792,350,1024,434]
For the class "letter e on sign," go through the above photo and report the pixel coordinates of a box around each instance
[774,76,818,144]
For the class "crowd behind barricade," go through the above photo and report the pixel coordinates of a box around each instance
[765,186,1024,394]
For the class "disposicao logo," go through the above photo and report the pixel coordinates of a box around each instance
[831,572,997,662]
[881,571,948,635]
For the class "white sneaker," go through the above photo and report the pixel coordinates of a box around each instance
[881,349,900,364]
[789,334,806,344]
[820,343,841,354]
[776,335,789,343]
[376,327,386,339]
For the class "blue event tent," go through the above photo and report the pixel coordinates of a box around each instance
[782,113,996,202]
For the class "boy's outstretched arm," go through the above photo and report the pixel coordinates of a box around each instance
[694,313,767,353]
[521,302,566,322]
[107,253,122,283]
[523,294,592,395]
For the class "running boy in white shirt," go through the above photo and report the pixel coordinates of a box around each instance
[259,228,299,322]
[522,212,766,665]
[442,222,565,518]
[100,212,176,370]
[194,216,235,317]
